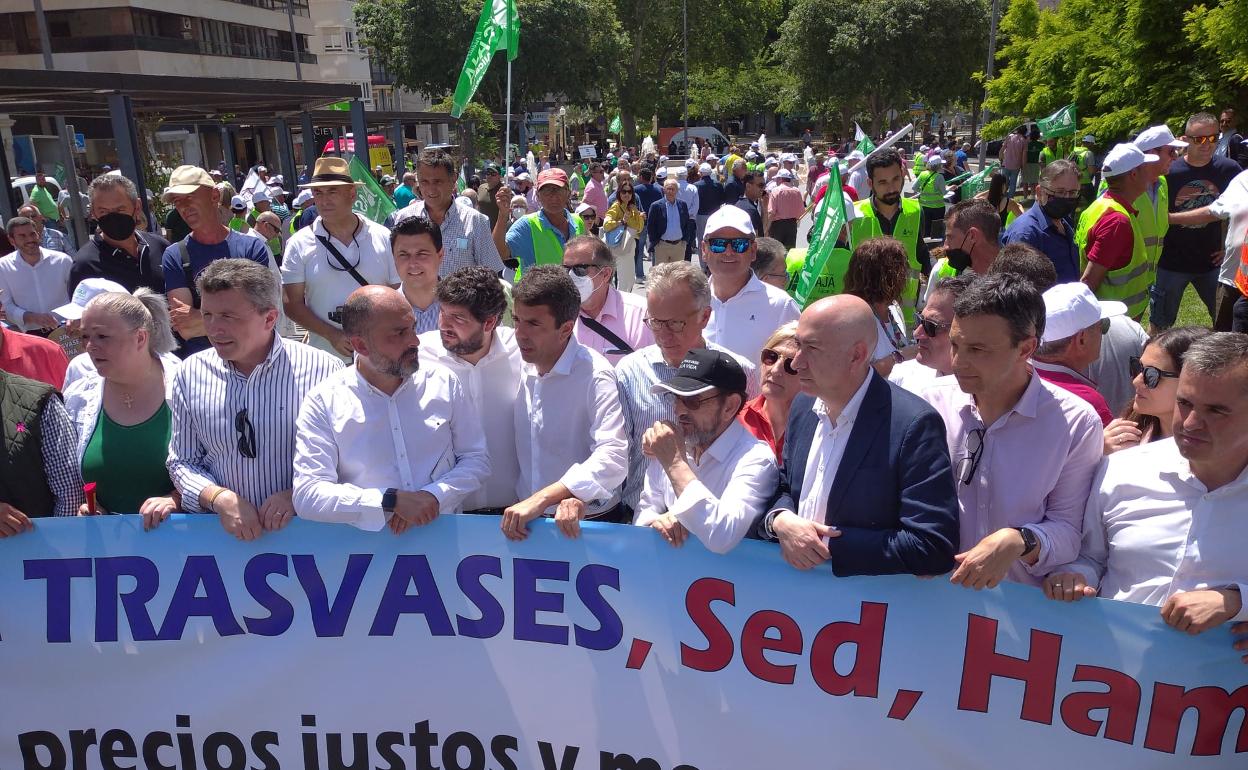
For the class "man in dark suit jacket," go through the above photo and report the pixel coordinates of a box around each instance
[646,178,695,262]
[734,172,765,236]
[752,294,959,576]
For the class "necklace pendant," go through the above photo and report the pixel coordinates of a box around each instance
[122,392,134,409]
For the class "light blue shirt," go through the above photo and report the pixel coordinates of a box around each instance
[662,199,683,241]
[505,210,576,269]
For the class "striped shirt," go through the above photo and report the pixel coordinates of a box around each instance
[167,333,343,511]
[413,300,441,334]
[42,396,85,516]
[614,342,761,509]
[388,198,505,277]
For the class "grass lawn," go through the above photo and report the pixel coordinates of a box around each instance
[1162,285,1216,330]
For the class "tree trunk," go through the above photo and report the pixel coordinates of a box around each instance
[622,110,637,148]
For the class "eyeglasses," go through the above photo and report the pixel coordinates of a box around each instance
[1129,356,1179,389]
[563,263,602,277]
[760,348,799,375]
[1185,134,1218,145]
[707,237,752,254]
[235,408,257,459]
[917,314,950,338]
[1040,185,1081,200]
[1099,317,1112,335]
[956,427,985,485]
[643,311,698,332]
[674,392,720,410]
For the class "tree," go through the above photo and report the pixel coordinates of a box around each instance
[1184,0,1248,102]
[432,98,499,161]
[778,0,987,136]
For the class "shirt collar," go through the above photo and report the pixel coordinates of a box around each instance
[1031,359,1096,388]
[814,369,874,428]
[528,335,582,378]
[226,332,284,377]
[957,369,1043,425]
[699,420,749,465]
[589,286,623,322]
[710,272,765,302]
[1104,191,1139,216]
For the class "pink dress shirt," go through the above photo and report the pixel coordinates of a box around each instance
[921,371,1104,585]
[574,286,654,366]
[582,177,609,216]
[767,184,805,221]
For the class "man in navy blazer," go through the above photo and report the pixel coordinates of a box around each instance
[646,178,695,262]
[752,294,959,576]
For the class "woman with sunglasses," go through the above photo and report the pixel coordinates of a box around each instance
[603,181,645,291]
[1103,326,1212,454]
[63,288,182,527]
[843,237,914,378]
[738,322,798,460]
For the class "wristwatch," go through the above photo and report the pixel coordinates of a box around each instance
[382,488,398,514]
[1015,526,1039,558]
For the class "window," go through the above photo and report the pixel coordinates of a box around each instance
[322,28,344,52]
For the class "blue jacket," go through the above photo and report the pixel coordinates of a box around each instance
[754,373,960,576]
[694,177,724,215]
[646,198,695,259]
[633,182,664,216]
[1003,202,1080,284]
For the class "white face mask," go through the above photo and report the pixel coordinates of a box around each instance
[570,271,596,303]
[511,207,527,221]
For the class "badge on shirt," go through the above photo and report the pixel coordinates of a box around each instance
[456,237,469,251]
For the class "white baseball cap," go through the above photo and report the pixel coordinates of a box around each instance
[684,158,697,168]
[293,189,313,207]
[229,194,246,211]
[52,278,128,321]
[698,162,713,175]
[776,169,795,180]
[251,189,270,204]
[704,204,756,237]
[656,167,668,179]
[1101,143,1159,178]
[1040,283,1126,343]
[1133,124,1187,152]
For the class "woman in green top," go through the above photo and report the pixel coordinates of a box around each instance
[63,287,181,529]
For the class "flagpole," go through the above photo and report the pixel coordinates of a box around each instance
[505,59,512,165]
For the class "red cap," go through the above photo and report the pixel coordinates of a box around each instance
[536,168,569,189]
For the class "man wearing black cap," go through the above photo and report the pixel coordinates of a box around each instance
[635,348,778,554]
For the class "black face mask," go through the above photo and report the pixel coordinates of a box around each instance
[1040,196,1079,221]
[97,211,137,241]
[945,232,973,271]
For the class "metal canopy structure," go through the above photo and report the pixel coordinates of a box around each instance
[0,68,361,120]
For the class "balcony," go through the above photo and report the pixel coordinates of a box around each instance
[39,34,318,65]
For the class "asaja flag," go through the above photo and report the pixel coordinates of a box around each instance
[450,0,520,118]
[348,155,397,223]
[854,122,876,155]
[959,161,1000,198]
[1038,104,1077,139]
[609,115,622,134]
[794,164,850,307]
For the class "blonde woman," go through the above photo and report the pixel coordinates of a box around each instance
[603,180,645,291]
[738,322,800,461]
[63,288,182,528]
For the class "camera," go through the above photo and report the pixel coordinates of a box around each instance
[328,306,344,325]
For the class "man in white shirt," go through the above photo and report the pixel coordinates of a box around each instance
[1044,333,1248,655]
[418,266,522,514]
[635,348,778,554]
[503,265,629,540]
[0,216,71,333]
[888,273,971,395]
[701,204,800,362]
[564,236,653,365]
[676,162,700,219]
[294,285,488,533]
[281,157,401,358]
[615,262,760,518]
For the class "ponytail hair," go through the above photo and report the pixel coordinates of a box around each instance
[85,288,178,356]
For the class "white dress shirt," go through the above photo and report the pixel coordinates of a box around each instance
[888,359,943,396]
[418,326,523,510]
[293,364,489,530]
[705,273,801,362]
[795,371,874,523]
[0,248,72,331]
[677,180,700,216]
[635,420,778,553]
[1057,438,1248,621]
[280,215,400,355]
[515,337,628,516]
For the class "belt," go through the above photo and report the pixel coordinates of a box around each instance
[661,238,683,244]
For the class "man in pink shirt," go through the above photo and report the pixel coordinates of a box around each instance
[921,273,1103,589]
[765,170,805,249]
[1001,126,1030,198]
[581,162,610,218]
[563,236,653,365]
[1031,282,1124,426]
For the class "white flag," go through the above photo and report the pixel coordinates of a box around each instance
[854,122,867,142]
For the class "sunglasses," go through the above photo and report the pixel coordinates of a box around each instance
[235,408,256,459]
[1129,356,1179,389]
[707,237,752,254]
[760,348,798,375]
[563,263,602,277]
[917,314,950,338]
[956,427,985,485]
[1185,134,1219,145]
[674,392,720,410]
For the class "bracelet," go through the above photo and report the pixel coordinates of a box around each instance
[206,487,228,512]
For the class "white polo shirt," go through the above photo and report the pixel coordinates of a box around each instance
[0,247,72,331]
[281,214,400,354]
[705,273,801,362]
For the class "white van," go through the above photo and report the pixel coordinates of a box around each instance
[665,127,731,156]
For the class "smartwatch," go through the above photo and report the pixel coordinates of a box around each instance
[382,488,398,514]
[1015,526,1039,558]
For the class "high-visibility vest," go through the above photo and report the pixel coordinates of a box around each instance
[1234,225,1248,300]
[915,171,945,209]
[850,197,923,326]
[785,245,852,306]
[930,257,959,284]
[1076,195,1152,320]
[912,153,925,175]
[516,211,585,279]
[1094,177,1169,264]
[1039,146,1057,167]
[1071,147,1094,185]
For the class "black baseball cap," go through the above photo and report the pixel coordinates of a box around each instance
[650,348,747,397]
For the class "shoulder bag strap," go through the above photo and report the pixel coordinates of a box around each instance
[316,234,370,288]
[579,314,634,356]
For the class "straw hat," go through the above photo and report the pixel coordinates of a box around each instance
[299,157,363,188]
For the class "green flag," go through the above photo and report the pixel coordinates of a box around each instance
[959,161,1000,198]
[348,156,397,223]
[450,0,520,118]
[609,115,621,134]
[794,166,850,307]
[854,122,876,155]
[1037,104,1077,139]
[328,101,351,112]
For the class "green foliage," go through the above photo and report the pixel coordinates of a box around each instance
[432,98,500,159]
[778,0,987,132]
[985,0,1244,146]
[686,55,788,122]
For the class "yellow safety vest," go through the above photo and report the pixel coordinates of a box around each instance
[850,197,924,326]
[1076,195,1152,320]
[516,211,585,279]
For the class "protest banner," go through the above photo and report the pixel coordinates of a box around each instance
[1,516,1243,769]
[349,155,397,223]
[792,164,851,307]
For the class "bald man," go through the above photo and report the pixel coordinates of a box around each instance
[752,295,960,576]
[293,285,489,533]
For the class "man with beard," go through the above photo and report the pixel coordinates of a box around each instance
[849,149,929,327]
[293,285,489,533]
[417,266,523,515]
[634,348,778,554]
